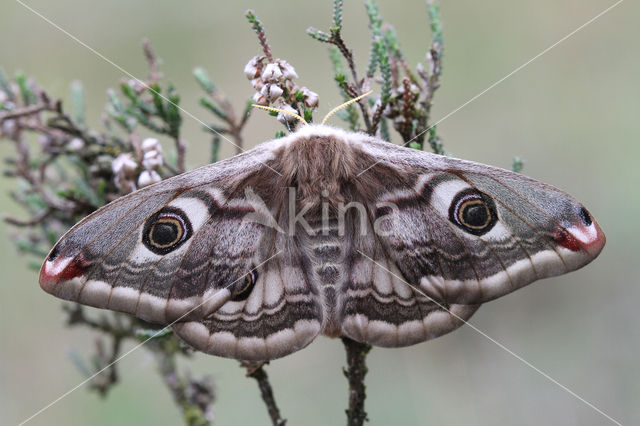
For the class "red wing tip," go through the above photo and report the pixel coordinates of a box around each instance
[554,219,606,256]
[39,255,88,293]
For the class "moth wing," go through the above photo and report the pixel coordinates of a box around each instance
[173,243,324,361]
[40,142,323,360]
[338,136,605,347]
[337,209,480,347]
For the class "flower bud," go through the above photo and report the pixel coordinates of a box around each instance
[112,153,138,176]
[261,63,283,82]
[261,84,283,102]
[300,87,319,108]
[142,150,163,170]
[278,60,298,80]
[138,169,162,188]
[112,153,138,193]
[68,138,85,151]
[277,104,300,124]
[141,137,161,153]
[1,119,16,138]
[244,56,262,79]
[252,92,269,106]
[251,78,265,91]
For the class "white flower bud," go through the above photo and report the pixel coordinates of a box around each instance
[261,84,283,102]
[278,60,298,80]
[142,150,163,170]
[68,138,85,151]
[1,119,16,138]
[252,92,269,106]
[244,56,262,79]
[251,78,265,91]
[261,63,283,82]
[138,169,161,188]
[115,176,136,194]
[300,87,319,108]
[141,137,161,153]
[112,153,138,176]
[277,104,300,124]
[113,153,138,193]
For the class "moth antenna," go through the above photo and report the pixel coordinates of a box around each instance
[251,104,308,125]
[321,90,373,125]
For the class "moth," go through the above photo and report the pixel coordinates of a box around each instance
[40,124,605,361]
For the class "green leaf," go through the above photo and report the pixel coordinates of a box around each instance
[512,156,524,173]
[16,238,49,257]
[303,108,313,123]
[165,85,182,139]
[15,71,37,105]
[210,136,220,163]
[70,80,86,126]
[107,89,124,112]
[193,67,215,93]
[380,117,390,142]
[427,1,444,46]
[199,97,228,121]
[68,350,92,378]
[329,46,345,75]
[306,27,332,43]
[135,327,173,340]
[96,179,107,206]
[120,82,138,102]
[28,260,43,271]
[333,0,344,32]
[374,37,391,106]
[245,10,265,34]
[46,229,60,245]
[71,175,101,207]
[365,0,384,77]
[149,83,165,119]
[384,25,403,59]
[427,126,445,155]
[0,67,15,102]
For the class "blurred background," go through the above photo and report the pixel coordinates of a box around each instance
[1,0,638,424]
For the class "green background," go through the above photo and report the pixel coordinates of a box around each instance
[1,0,638,425]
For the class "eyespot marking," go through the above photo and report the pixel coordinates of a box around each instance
[142,207,192,255]
[448,189,497,236]
[230,270,258,301]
